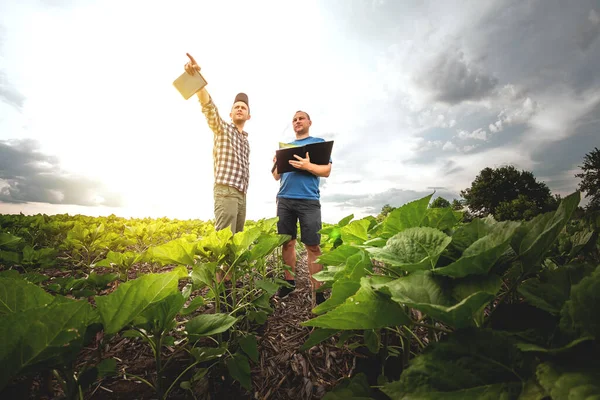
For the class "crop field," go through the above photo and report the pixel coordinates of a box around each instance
[1,191,599,399]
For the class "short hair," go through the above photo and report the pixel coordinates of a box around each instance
[295,110,310,120]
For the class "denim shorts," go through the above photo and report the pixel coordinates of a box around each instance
[276,197,322,245]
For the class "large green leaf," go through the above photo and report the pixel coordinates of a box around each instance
[313,281,361,315]
[232,226,262,256]
[517,263,594,315]
[340,219,371,245]
[239,334,259,363]
[378,271,493,329]
[0,233,22,248]
[559,265,600,339]
[448,217,496,254]
[536,362,600,400]
[434,221,520,278]
[198,228,232,260]
[226,352,251,390]
[317,245,361,267]
[513,191,580,269]
[368,227,451,272]
[302,278,410,330]
[249,234,289,262]
[332,250,372,282]
[186,313,237,340]
[451,274,503,302]
[383,194,433,237]
[150,238,196,266]
[381,329,524,399]
[95,269,186,334]
[0,298,93,390]
[314,252,372,315]
[376,270,450,305]
[135,292,186,332]
[568,229,596,258]
[0,277,53,315]
[191,262,218,288]
[421,207,462,231]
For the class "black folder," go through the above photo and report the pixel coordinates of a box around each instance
[274,140,334,174]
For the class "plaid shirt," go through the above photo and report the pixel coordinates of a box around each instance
[201,98,250,194]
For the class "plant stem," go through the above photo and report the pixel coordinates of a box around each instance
[124,373,155,390]
[403,325,426,348]
[163,361,199,399]
[412,321,452,334]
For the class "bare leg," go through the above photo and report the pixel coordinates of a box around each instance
[305,244,323,291]
[282,239,297,280]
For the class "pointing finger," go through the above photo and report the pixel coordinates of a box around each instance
[186,53,199,67]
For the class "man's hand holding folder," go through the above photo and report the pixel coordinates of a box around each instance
[272,140,334,175]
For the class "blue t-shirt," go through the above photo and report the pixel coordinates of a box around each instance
[277,136,331,201]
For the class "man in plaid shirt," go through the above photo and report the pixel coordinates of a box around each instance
[184,53,250,234]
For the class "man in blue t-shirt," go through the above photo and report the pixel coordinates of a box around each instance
[272,110,332,305]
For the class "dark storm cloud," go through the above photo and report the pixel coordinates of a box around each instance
[530,101,600,183]
[470,0,600,92]
[0,139,123,207]
[416,49,499,104]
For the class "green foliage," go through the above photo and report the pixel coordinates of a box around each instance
[307,191,600,399]
[0,212,290,397]
[429,196,451,209]
[576,146,600,211]
[461,165,557,220]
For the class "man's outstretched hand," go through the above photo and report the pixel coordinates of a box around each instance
[184,53,201,76]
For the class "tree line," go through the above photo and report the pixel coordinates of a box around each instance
[378,147,600,222]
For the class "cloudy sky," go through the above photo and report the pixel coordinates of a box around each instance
[1,0,598,223]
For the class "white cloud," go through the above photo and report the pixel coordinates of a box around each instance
[457,128,487,140]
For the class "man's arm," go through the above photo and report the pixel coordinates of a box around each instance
[307,163,332,177]
[184,53,224,135]
[272,155,281,181]
[288,153,332,177]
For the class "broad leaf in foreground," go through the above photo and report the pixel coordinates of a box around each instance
[0,277,53,315]
[0,298,93,390]
[381,329,524,399]
[226,352,251,390]
[536,362,600,400]
[340,218,371,245]
[150,238,197,266]
[512,191,580,269]
[518,263,594,315]
[314,251,372,315]
[317,245,361,267]
[302,277,410,330]
[433,221,520,278]
[378,271,493,329]
[95,269,186,334]
[186,313,237,340]
[559,265,600,339]
[383,194,432,237]
[368,227,451,272]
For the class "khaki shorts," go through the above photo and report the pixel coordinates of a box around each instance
[214,184,246,234]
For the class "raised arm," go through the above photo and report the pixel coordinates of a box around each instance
[184,53,225,135]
